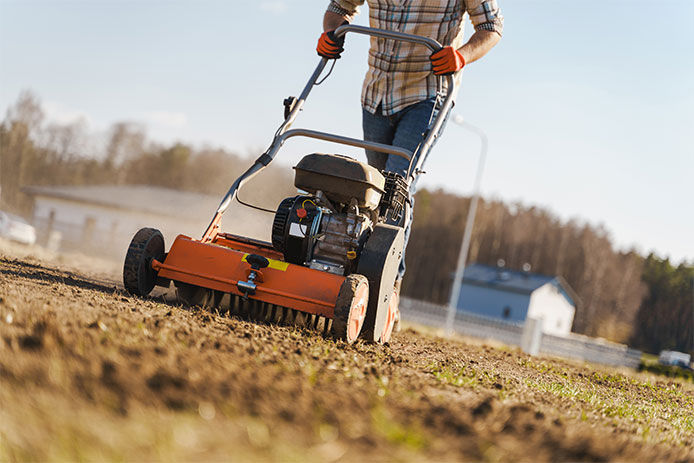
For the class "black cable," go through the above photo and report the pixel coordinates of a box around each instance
[408,95,445,178]
[232,60,336,215]
[314,60,337,86]
[235,193,276,214]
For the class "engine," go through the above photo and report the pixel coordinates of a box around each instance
[271,153,407,275]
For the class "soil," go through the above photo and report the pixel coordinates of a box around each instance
[1,242,693,461]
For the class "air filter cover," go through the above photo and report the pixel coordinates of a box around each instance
[294,153,385,210]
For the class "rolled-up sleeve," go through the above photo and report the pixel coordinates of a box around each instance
[465,0,504,36]
[327,0,364,20]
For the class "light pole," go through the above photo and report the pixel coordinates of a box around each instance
[445,115,488,336]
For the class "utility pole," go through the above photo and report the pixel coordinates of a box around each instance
[445,115,488,336]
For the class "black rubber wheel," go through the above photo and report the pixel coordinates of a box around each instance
[331,274,369,343]
[356,224,405,344]
[123,228,165,297]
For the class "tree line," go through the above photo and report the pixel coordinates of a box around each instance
[0,91,294,214]
[1,91,691,355]
[404,190,692,354]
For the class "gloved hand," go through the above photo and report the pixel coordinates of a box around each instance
[317,29,345,59]
[430,46,466,75]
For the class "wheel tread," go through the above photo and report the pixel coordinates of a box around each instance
[123,227,164,296]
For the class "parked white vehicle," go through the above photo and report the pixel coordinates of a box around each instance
[659,350,691,369]
[0,211,37,245]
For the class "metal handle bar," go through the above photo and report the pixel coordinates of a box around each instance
[334,23,443,51]
[203,25,458,241]
[279,129,412,160]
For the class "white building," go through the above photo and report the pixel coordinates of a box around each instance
[457,263,578,337]
[22,185,223,259]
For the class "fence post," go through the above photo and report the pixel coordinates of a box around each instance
[521,317,542,356]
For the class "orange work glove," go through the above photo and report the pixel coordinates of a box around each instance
[430,46,466,75]
[317,30,345,59]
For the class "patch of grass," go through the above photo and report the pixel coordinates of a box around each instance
[427,361,507,394]
[370,405,427,450]
[589,372,630,385]
[523,373,694,447]
[518,358,568,377]
[639,361,694,383]
[427,361,481,389]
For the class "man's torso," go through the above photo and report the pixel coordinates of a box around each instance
[329,0,502,115]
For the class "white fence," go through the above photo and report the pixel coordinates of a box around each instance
[400,297,642,368]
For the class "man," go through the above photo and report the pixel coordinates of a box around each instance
[317,0,503,308]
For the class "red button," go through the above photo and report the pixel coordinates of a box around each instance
[296,208,307,218]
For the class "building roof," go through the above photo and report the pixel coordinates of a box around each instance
[462,263,577,307]
[22,185,220,221]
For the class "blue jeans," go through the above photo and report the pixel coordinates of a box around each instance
[362,97,450,280]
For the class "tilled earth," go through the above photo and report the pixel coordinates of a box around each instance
[1,251,693,462]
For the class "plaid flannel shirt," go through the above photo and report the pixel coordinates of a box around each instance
[327,0,503,115]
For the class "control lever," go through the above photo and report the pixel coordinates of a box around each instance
[237,254,270,299]
[284,96,298,120]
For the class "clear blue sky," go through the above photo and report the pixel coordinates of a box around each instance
[1,0,692,263]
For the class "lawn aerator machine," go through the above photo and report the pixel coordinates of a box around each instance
[122,25,455,344]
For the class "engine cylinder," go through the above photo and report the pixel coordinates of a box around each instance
[272,194,372,274]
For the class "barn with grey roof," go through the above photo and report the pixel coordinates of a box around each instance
[457,263,577,336]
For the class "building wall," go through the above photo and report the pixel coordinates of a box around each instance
[527,283,575,336]
[32,196,205,259]
[457,283,530,323]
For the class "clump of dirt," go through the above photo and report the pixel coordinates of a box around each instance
[1,254,693,461]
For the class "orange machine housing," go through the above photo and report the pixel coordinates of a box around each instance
[151,233,345,318]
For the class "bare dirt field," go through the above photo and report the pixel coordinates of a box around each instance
[1,242,693,462]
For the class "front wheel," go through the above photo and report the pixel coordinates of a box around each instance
[331,274,369,343]
[123,228,165,296]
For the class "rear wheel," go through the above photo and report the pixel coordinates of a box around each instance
[379,285,399,344]
[123,228,165,297]
[356,224,405,344]
[331,274,369,343]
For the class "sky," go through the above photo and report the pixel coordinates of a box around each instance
[1,0,692,264]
